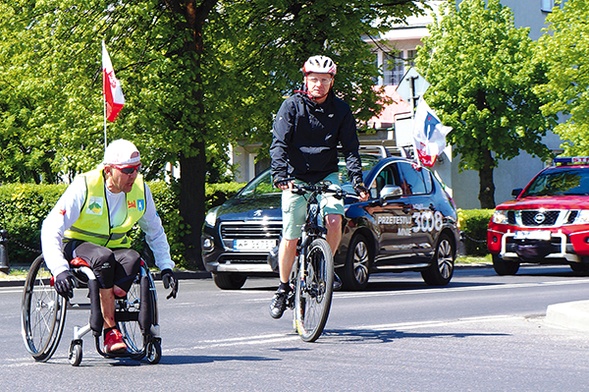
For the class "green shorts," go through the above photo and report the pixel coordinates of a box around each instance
[281,172,344,240]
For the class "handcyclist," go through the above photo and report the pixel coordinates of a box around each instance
[41,139,178,354]
[269,55,369,319]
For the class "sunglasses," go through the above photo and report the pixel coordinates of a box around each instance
[113,165,141,175]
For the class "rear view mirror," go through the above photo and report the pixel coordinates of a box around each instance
[380,185,403,200]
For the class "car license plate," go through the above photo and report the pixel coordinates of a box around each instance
[513,230,552,241]
[233,239,276,251]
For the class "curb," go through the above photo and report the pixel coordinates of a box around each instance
[545,300,589,332]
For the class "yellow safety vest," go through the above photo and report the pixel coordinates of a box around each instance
[64,169,146,248]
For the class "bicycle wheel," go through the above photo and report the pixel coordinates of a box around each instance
[294,238,334,342]
[21,255,67,361]
[117,262,159,360]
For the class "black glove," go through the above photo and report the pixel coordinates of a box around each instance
[161,269,178,299]
[54,270,76,299]
[354,183,369,195]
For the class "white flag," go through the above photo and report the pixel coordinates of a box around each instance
[412,99,451,167]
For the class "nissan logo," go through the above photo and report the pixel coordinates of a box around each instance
[533,212,546,224]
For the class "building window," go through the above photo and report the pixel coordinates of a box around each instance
[383,50,417,86]
[541,0,554,12]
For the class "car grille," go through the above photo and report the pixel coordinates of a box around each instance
[506,209,576,227]
[220,222,282,241]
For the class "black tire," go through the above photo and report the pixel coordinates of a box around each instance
[294,238,334,342]
[492,254,520,275]
[68,342,83,367]
[421,233,455,286]
[570,263,589,273]
[146,339,162,364]
[213,272,247,290]
[118,262,158,359]
[21,255,67,362]
[341,234,371,291]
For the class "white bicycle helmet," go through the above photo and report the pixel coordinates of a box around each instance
[302,55,337,75]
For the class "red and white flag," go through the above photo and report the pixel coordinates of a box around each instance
[412,99,451,167]
[102,41,125,122]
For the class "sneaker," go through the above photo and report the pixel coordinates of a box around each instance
[104,328,127,354]
[269,289,289,319]
[333,272,342,291]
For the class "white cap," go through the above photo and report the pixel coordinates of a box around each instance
[103,139,141,166]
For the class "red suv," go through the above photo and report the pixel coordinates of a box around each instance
[487,157,589,275]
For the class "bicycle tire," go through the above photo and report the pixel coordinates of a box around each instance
[294,238,334,342]
[21,255,67,361]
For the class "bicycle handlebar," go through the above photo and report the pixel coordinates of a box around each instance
[291,181,347,200]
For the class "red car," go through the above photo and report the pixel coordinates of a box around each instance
[487,157,589,275]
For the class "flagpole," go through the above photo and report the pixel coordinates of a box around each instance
[102,40,107,151]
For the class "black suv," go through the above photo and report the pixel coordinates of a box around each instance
[202,150,460,290]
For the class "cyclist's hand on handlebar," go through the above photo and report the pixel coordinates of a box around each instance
[161,269,178,299]
[275,179,294,191]
[54,270,76,299]
[354,184,369,202]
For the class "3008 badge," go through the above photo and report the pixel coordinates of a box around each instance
[412,210,443,233]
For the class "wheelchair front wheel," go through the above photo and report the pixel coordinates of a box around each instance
[68,340,83,366]
[21,255,67,361]
[146,338,162,364]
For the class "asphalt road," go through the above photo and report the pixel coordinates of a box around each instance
[3,265,589,391]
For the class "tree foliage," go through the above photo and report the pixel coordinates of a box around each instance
[415,0,556,208]
[535,0,589,155]
[0,0,426,268]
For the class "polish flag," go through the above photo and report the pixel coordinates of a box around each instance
[102,41,125,122]
[412,99,452,167]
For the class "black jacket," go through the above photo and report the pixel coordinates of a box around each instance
[270,90,363,186]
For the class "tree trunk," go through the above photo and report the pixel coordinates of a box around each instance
[179,149,206,270]
[478,149,496,209]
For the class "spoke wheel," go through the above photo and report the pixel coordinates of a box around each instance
[294,238,334,342]
[21,255,67,362]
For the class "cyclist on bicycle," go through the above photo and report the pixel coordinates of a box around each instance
[269,55,369,319]
[41,139,178,354]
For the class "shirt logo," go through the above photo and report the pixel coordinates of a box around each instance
[87,196,103,215]
[128,199,145,212]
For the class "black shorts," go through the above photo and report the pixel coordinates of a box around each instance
[63,241,141,292]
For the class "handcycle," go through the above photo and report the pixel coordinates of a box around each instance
[21,254,161,366]
[285,180,347,342]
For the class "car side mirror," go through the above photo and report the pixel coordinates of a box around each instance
[511,188,523,198]
[380,185,403,200]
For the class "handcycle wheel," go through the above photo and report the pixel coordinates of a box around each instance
[294,238,334,342]
[117,262,159,360]
[21,255,67,361]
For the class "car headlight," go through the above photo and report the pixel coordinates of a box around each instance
[492,210,509,225]
[205,207,219,227]
[573,210,589,224]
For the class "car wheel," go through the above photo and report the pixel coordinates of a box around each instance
[213,273,247,290]
[569,263,589,273]
[491,254,520,275]
[341,234,371,291]
[421,232,455,286]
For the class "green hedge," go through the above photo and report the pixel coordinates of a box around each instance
[457,208,494,256]
[0,181,245,268]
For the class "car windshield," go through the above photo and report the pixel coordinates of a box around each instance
[523,167,589,196]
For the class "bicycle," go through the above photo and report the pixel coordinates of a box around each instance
[286,180,346,342]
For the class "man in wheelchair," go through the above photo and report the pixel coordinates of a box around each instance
[41,139,178,354]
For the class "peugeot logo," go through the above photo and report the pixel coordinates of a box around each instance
[533,212,546,224]
[253,209,263,217]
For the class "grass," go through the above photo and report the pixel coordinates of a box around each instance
[456,254,491,265]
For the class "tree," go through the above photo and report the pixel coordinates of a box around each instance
[535,0,589,155]
[0,0,426,269]
[415,0,556,208]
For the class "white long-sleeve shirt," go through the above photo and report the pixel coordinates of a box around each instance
[41,174,175,277]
